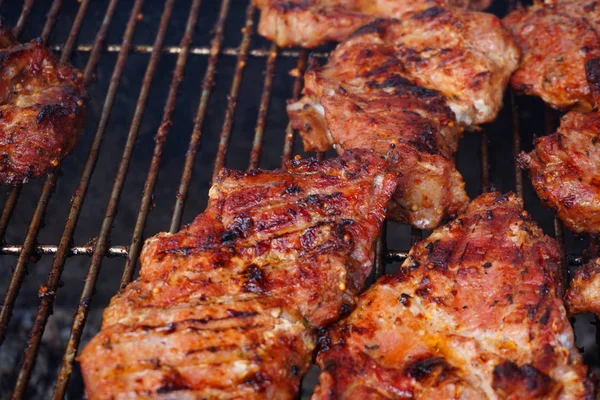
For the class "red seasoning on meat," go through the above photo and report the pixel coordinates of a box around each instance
[0,20,86,184]
[79,150,397,399]
[314,193,593,399]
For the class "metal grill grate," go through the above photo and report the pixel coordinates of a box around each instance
[0,1,596,399]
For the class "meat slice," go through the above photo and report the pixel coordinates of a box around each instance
[314,192,593,399]
[288,9,519,228]
[567,257,600,315]
[519,111,600,234]
[79,150,398,399]
[0,20,86,184]
[254,0,493,48]
[503,1,600,110]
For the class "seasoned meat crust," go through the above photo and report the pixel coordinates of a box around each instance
[0,22,86,184]
[79,150,398,400]
[314,192,593,400]
[288,9,519,228]
[254,0,493,48]
[519,112,600,234]
[567,257,600,315]
[503,1,600,110]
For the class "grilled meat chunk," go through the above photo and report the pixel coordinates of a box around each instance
[79,150,398,400]
[567,257,600,315]
[519,112,600,234]
[314,192,593,400]
[288,10,519,228]
[0,22,85,184]
[503,1,600,110]
[254,0,493,48]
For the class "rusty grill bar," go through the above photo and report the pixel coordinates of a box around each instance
[0,1,593,399]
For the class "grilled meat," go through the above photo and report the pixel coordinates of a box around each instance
[0,21,86,184]
[519,112,600,234]
[567,257,600,315]
[79,150,398,399]
[254,0,493,48]
[288,9,519,228]
[314,192,593,399]
[503,1,600,110]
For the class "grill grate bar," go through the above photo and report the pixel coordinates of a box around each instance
[0,244,129,257]
[40,0,63,44]
[52,2,177,396]
[211,3,255,182]
[9,1,142,397]
[0,186,20,243]
[119,0,203,290]
[169,0,231,233]
[511,92,524,198]
[47,43,329,59]
[281,52,307,167]
[0,0,90,347]
[248,43,278,170]
[11,0,35,38]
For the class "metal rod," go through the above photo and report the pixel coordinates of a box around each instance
[0,244,128,257]
[480,129,490,193]
[281,51,307,167]
[511,92,524,199]
[211,3,255,182]
[119,0,202,291]
[169,0,231,233]
[385,249,409,263]
[52,2,175,396]
[374,224,387,278]
[48,43,329,59]
[40,0,62,44]
[0,186,21,243]
[248,43,277,170]
[0,0,92,347]
[12,0,35,38]
[10,0,141,397]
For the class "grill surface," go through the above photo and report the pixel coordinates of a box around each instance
[0,0,598,399]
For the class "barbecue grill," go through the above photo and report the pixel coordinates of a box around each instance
[0,0,598,398]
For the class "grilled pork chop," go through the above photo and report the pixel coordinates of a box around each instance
[79,150,397,399]
[567,257,600,315]
[519,111,600,234]
[313,192,593,399]
[254,0,493,48]
[288,9,519,229]
[503,1,600,110]
[0,20,86,184]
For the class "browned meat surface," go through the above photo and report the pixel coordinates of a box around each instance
[254,0,493,48]
[0,21,85,184]
[503,1,600,110]
[567,257,600,315]
[519,112,600,234]
[313,192,593,400]
[288,9,519,228]
[79,150,398,399]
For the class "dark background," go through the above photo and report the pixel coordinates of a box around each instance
[0,0,597,398]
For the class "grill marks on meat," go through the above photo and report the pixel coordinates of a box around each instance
[519,112,600,234]
[567,257,600,315]
[79,150,398,399]
[254,0,493,48]
[288,9,519,229]
[0,21,85,184]
[313,193,593,399]
[503,1,600,110]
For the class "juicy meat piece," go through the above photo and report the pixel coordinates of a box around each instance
[254,0,493,48]
[288,9,519,228]
[0,21,85,184]
[314,192,593,399]
[567,257,600,315]
[503,1,600,110]
[519,112,600,234]
[79,150,398,399]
